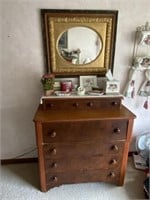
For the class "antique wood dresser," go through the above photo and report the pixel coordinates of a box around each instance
[33,95,136,192]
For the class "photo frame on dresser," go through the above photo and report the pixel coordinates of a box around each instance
[79,75,97,91]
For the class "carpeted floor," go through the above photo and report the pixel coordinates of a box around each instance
[0,158,146,200]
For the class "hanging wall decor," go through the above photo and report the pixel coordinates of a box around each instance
[124,22,150,109]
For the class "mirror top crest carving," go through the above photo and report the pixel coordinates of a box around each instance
[41,9,118,76]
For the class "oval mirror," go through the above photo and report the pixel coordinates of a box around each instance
[57,26,102,65]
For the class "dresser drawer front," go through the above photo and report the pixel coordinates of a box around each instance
[46,169,120,188]
[45,155,121,172]
[42,120,127,142]
[42,98,122,110]
[43,141,124,159]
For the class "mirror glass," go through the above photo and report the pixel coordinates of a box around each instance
[57,27,102,65]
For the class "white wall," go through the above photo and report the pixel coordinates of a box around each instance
[1,0,150,159]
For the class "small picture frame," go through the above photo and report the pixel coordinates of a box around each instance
[79,75,97,92]
[106,80,120,94]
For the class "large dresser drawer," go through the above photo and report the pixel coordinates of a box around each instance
[46,169,120,189]
[45,155,122,172]
[42,120,128,143]
[43,141,124,159]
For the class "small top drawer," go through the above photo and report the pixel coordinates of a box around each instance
[42,96,122,110]
[42,120,128,143]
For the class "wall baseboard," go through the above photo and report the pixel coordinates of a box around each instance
[1,157,38,165]
[1,152,136,165]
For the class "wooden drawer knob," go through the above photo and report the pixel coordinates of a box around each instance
[109,172,116,178]
[52,176,58,182]
[49,103,54,108]
[50,131,56,138]
[73,102,79,107]
[112,145,119,151]
[51,162,57,168]
[112,101,118,106]
[51,148,57,155]
[113,128,121,134]
[110,159,117,165]
[88,102,93,107]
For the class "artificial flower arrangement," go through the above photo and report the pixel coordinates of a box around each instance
[41,73,55,96]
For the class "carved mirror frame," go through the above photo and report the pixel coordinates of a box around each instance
[41,9,118,76]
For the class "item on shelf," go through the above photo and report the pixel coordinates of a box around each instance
[79,75,98,92]
[53,81,61,91]
[124,67,137,98]
[134,56,150,69]
[87,90,104,96]
[137,22,150,45]
[55,91,71,96]
[105,70,120,94]
[61,80,73,92]
[77,86,85,96]
[41,73,55,96]
[139,69,150,109]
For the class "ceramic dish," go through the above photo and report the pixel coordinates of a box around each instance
[55,91,71,96]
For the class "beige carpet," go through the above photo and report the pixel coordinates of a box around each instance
[0,158,146,200]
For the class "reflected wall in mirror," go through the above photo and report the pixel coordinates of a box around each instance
[41,9,118,76]
[58,27,102,65]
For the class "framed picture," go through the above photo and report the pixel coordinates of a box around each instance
[80,76,97,92]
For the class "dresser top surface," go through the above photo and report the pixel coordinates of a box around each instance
[33,104,136,122]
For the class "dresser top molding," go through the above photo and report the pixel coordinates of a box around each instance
[40,94,124,103]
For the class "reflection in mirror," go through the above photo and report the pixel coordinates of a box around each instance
[57,27,102,65]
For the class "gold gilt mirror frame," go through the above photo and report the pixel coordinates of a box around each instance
[41,9,118,76]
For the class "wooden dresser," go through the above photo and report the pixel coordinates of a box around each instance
[33,95,136,192]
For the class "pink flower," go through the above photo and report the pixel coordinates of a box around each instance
[42,73,54,79]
